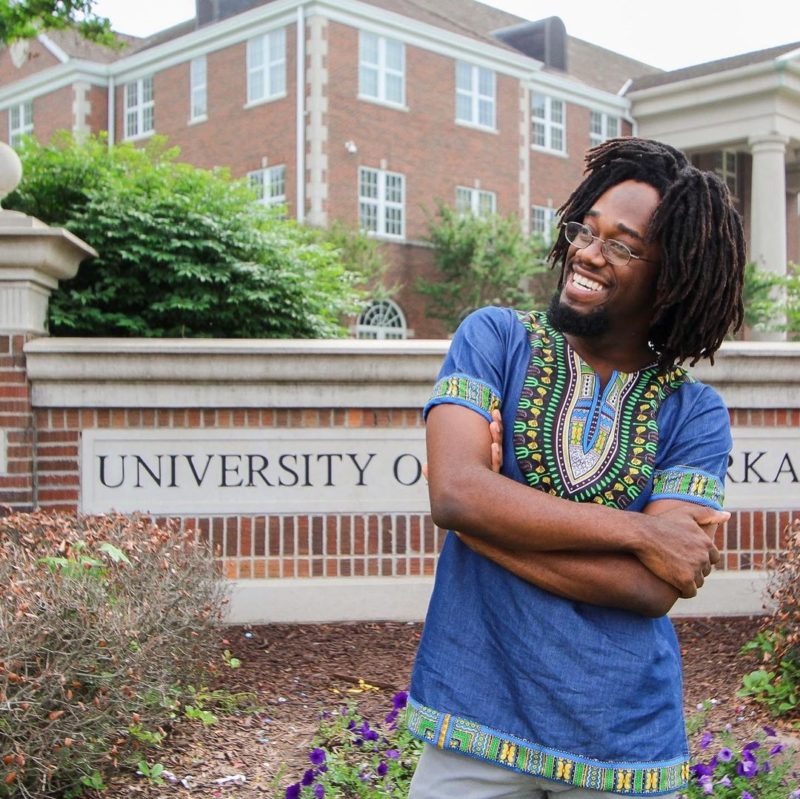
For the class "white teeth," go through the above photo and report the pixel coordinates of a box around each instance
[572,274,603,292]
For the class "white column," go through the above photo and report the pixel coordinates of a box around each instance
[748,134,788,275]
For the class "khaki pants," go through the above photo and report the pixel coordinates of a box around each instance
[409,744,681,799]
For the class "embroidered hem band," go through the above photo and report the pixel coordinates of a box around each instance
[407,698,689,796]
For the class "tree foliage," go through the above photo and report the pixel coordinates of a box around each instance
[416,202,555,334]
[0,0,115,46]
[7,134,364,338]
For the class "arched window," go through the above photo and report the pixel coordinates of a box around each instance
[356,299,408,339]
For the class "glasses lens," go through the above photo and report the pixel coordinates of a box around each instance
[603,239,632,267]
[565,222,590,247]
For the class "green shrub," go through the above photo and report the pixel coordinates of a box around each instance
[6,134,362,338]
[0,511,227,798]
[738,519,800,718]
[416,202,553,334]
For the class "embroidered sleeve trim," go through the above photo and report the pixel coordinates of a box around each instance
[406,697,689,795]
[651,467,724,509]
[425,374,502,422]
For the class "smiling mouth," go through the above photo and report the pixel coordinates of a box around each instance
[571,273,604,292]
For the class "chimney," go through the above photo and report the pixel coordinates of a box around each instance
[493,16,567,72]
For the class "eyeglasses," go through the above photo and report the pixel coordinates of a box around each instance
[563,221,657,268]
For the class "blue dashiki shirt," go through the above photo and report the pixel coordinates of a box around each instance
[407,307,731,796]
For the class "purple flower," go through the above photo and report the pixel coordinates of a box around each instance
[763,724,777,737]
[736,758,758,778]
[377,761,388,777]
[700,731,714,749]
[318,765,328,774]
[691,763,714,779]
[313,785,325,799]
[718,776,732,788]
[285,784,301,799]
[743,741,761,753]
[385,709,399,726]
[392,691,408,710]
[385,749,401,759]
[769,743,785,756]
[699,775,714,795]
[741,792,753,799]
[719,748,733,762]
[302,769,315,786]
[309,748,327,766]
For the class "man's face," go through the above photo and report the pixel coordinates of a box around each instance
[553,180,661,341]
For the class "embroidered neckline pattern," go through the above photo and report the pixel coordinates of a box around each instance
[514,311,691,509]
[407,697,689,795]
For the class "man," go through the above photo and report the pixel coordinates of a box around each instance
[407,137,745,798]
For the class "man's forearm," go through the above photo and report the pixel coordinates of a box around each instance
[458,533,679,617]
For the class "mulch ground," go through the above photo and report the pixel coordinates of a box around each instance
[101,615,793,799]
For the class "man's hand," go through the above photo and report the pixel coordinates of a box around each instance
[636,501,727,598]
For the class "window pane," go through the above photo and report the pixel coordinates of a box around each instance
[248,37,264,69]
[479,192,495,215]
[608,116,619,137]
[590,111,602,136]
[360,31,379,64]
[359,169,378,199]
[126,82,138,109]
[532,121,545,147]
[385,173,403,203]
[385,73,402,103]
[142,105,154,132]
[456,93,472,122]
[270,28,285,59]
[478,98,494,127]
[478,67,493,97]
[532,94,545,119]
[385,206,402,236]
[360,202,378,231]
[142,78,153,103]
[456,62,472,91]
[551,128,563,151]
[249,72,264,101]
[270,63,285,95]
[551,99,563,124]
[385,38,403,70]
[455,187,472,213]
[360,66,378,97]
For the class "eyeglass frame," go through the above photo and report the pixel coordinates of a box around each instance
[563,221,658,268]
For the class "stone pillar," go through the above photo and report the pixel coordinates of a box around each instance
[0,142,96,511]
[748,134,788,274]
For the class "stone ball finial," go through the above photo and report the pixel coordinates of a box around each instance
[0,142,23,207]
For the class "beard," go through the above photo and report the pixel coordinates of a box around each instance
[547,290,610,338]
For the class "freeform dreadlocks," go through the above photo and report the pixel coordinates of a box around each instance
[549,137,745,366]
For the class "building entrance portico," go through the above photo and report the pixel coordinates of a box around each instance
[627,46,800,290]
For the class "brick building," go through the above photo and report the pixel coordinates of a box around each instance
[0,0,798,339]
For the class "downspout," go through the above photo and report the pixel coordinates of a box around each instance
[296,5,305,223]
[108,74,115,149]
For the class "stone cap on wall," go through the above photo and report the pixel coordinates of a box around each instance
[23,337,800,409]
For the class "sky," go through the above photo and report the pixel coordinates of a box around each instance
[92,0,800,72]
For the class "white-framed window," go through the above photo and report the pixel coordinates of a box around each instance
[124,77,154,139]
[248,164,286,208]
[456,186,496,217]
[247,28,286,105]
[532,93,564,153]
[589,111,619,147]
[532,205,557,245]
[359,31,404,106]
[190,56,207,121]
[455,61,495,129]
[359,166,405,239]
[9,101,32,147]
[356,299,408,339]
[714,150,738,196]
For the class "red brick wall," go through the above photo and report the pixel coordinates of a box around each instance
[0,335,34,510]
[0,39,61,85]
[325,21,522,239]
[28,404,439,580]
[5,379,794,579]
